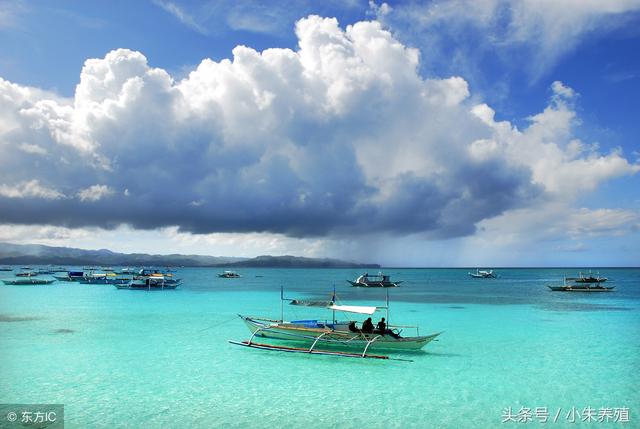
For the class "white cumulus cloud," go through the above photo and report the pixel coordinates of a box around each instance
[0,180,64,199]
[0,15,637,240]
[77,184,115,202]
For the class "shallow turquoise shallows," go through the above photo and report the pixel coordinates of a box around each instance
[1,268,638,428]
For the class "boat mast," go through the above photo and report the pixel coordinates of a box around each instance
[280,285,284,322]
[332,286,336,323]
[386,289,389,326]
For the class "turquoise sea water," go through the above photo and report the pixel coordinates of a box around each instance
[1,268,638,428]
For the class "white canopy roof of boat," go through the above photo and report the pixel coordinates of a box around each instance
[328,304,377,315]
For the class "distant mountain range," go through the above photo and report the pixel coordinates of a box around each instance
[221,255,378,268]
[0,242,379,268]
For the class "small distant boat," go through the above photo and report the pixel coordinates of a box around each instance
[120,267,137,274]
[116,276,180,290]
[2,278,56,285]
[54,271,86,282]
[133,269,180,282]
[547,276,614,292]
[114,269,181,290]
[0,267,13,271]
[218,271,241,278]
[16,271,37,277]
[566,270,608,283]
[468,269,497,278]
[347,272,401,287]
[79,272,130,285]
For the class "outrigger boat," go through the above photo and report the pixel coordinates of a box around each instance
[547,277,614,292]
[115,270,181,290]
[2,277,56,285]
[547,284,614,292]
[347,272,401,288]
[566,270,608,283]
[115,277,180,290]
[229,288,441,360]
[218,270,241,278]
[54,271,86,282]
[79,272,131,285]
[548,282,614,292]
[468,269,497,278]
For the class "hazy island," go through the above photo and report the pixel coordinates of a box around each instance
[0,242,379,269]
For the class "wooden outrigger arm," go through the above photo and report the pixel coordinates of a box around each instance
[228,339,413,362]
[247,325,267,345]
[309,331,329,353]
[362,334,382,357]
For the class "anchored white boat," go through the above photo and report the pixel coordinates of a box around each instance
[347,272,401,288]
[115,276,180,290]
[468,269,496,278]
[116,269,181,290]
[218,270,241,278]
[80,272,131,285]
[230,288,441,360]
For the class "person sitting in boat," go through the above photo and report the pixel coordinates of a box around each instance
[361,317,374,333]
[348,321,359,332]
[376,317,386,335]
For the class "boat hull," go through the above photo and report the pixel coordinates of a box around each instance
[347,280,399,288]
[547,285,614,292]
[468,270,496,278]
[115,284,179,290]
[115,279,180,290]
[2,278,56,285]
[241,316,439,351]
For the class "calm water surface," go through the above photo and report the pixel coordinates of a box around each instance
[1,268,638,428]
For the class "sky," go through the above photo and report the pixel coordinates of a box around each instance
[0,0,639,267]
